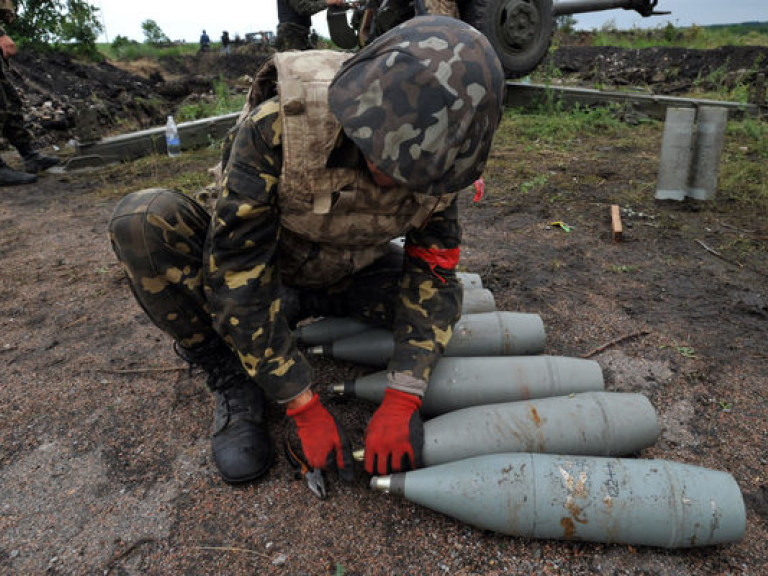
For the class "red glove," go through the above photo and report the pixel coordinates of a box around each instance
[287,393,353,482]
[364,388,424,475]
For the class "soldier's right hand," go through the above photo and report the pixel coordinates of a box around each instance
[286,392,354,482]
[0,34,16,59]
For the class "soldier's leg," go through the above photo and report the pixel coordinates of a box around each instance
[108,187,215,349]
[0,76,36,185]
[300,245,404,328]
[0,74,59,174]
[276,22,313,51]
[108,188,273,483]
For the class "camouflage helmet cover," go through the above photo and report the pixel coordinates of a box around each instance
[328,15,505,195]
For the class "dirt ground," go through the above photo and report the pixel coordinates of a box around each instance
[1,44,767,575]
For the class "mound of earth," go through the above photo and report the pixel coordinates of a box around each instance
[8,44,272,148]
[548,45,768,93]
[6,43,766,151]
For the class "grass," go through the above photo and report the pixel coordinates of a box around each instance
[174,75,247,122]
[586,22,768,49]
[487,104,768,215]
[97,41,202,61]
[95,146,222,198]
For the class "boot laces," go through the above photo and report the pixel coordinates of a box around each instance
[174,341,252,416]
[210,365,251,417]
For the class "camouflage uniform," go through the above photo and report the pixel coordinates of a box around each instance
[0,0,37,158]
[109,16,504,405]
[276,0,327,51]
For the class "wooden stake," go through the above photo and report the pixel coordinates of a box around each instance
[611,204,623,242]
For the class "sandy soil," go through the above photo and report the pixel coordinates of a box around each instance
[0,44,767,575]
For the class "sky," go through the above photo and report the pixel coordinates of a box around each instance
[91,0,767,44]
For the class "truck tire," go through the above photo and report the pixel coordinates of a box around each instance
[463,0,554,78]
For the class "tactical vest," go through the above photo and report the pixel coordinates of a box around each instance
[274,50,455,288]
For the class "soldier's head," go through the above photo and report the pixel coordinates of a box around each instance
[328,15,505,196]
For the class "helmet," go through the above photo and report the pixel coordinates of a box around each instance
[328,15,505,195]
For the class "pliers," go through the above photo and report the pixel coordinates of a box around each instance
[284,438,327,500]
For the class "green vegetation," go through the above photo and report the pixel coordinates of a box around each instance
[101,20,199,59]
[141,19,170,46]
[98,39,200,61]
[495,104,630,148]
[11,0,103,58]
[589,21,768,49]
[175,76,247,122]
[487,103,767,214]
[719,118,768,207]
[97,147,222,198]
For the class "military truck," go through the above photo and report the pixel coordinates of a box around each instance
[245,31,277,46]
[327,0,669,77]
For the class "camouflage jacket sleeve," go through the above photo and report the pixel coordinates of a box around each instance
[204,97,312,403]
[286,0,328,16]
[389,196,463,386]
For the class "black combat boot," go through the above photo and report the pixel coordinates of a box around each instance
[177,340,274,483]
[23,152,61,174]
[0,164,37,186]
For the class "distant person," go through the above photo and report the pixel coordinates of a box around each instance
[0,0,59,186]
[276,0,343,51]
[199,29,210,52]
[221,30,230,55]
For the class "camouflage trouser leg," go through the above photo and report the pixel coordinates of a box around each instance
[276,22,313,51]
[108,188,217,350]
[109,189,424,353]
[301,248,404,328]
[0,72,34,154]
[424,0,459,18]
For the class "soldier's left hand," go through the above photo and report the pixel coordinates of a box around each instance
[364,388,424,475]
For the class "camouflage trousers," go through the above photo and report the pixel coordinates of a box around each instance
[276,22,313,51]
[108,188,406,353]
[0,67,34,155]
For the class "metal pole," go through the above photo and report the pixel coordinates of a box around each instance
[553,0,638,16]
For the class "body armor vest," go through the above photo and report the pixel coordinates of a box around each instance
[273,51,455,288]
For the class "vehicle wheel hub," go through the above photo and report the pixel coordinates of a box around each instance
[497,0,541,51]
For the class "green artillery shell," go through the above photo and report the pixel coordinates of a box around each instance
[310,311,546,366]
[371,453,746,548]
[422,392,659,465]
[456,272,483,290]
[295,289,496,346]
[331,355,602,416]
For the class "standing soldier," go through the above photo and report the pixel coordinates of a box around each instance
[0,0,60,186]
[199,29,210,52]
[276,0,344,51]
[109,17,505,486]
[221,30,231,55]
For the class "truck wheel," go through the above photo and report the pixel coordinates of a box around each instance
[464,0,554,78]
